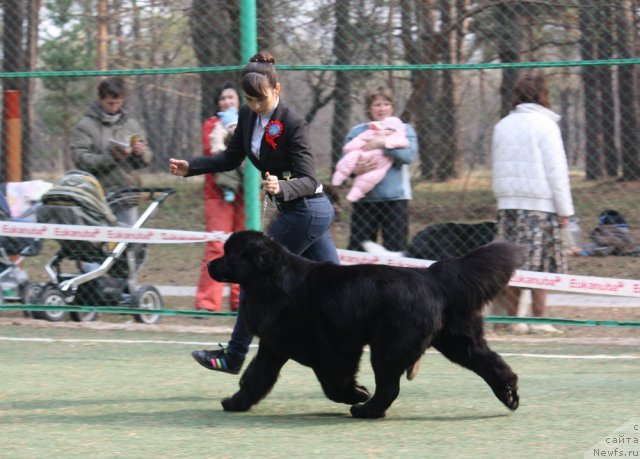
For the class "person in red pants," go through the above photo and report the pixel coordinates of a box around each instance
[195,82,244,312]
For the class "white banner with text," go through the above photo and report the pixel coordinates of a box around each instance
[2,221,639,298]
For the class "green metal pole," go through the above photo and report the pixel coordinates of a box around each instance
[240,0,261,230]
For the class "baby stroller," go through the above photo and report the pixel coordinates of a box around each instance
[35,170,175,324]
[0,185,44,306]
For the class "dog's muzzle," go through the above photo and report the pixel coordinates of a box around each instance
[207,259,230,282]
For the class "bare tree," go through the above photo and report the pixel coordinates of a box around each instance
[597,3,617,178]
[24,0,42,180]
[580,1,606,180]
[617,0,640,180]
[189,0,241,122]
[257,0,275,50]
[97,0,109,70]
[330,0,353,168]
[433,0,460,180]
[496,3,523,118]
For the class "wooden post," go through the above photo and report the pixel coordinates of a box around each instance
[4,90,22,182]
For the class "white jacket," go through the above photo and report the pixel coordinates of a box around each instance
[491,103,574,217]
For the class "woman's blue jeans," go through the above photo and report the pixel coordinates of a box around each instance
[226,194,339,358]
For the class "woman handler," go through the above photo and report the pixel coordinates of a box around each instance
[170,51,339,374]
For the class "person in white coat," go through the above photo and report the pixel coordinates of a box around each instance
[491,73,575,334]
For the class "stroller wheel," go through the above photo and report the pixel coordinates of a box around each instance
[69,310,99,322]
[69,282,103,322]
[22,282,43,301]
[21,282,44,318]
[31,287,67,322]
[132,285,162,324]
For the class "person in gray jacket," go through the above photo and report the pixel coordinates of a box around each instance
[71,77,153,225]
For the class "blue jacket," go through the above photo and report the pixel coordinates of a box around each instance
[341,122,417,201]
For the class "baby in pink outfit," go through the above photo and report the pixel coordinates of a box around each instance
[332,116,409,202]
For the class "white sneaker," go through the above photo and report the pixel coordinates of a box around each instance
[510,323,530,334]
[529,324,563,334]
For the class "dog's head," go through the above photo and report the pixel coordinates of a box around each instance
[207,230,280,284]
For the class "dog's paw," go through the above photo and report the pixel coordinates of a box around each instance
[221,396,250,412]
[350,403,386,419]
[500,385,519,411]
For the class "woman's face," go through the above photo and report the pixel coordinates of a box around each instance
[218,88,240,111]
[99,96,124,115]
[244,83,280,117]
[369,95,393,121]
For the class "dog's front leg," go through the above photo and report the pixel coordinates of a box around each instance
[221,345,288,412]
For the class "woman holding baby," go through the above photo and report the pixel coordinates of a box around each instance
[338,86,418,252]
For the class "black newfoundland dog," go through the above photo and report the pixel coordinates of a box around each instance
[208,230,521,419]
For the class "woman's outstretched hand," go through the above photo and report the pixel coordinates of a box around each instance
[169,158,189,177]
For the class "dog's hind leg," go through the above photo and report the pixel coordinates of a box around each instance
[349,348,406,419]
[350,373,402,419]
[221,345,288,412]
[432,321,519,411]
[313,353,371,405]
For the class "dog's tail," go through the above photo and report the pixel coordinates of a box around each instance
[361,240,404,257]
[428,241,521,314]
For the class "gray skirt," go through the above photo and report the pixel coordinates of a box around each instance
[496,209,567,274]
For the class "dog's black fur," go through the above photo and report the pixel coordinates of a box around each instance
[208,230,521,418]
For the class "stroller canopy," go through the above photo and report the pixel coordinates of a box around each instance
[37,170,118,227]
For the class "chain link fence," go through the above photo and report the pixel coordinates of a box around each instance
[1,1,639,312]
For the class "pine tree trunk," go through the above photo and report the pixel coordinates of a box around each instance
[580,2,604,180]
[189,0,241,123]
[330,0,352,169]
[617,0,640,180]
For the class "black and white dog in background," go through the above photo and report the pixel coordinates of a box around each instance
[362,221,496,260]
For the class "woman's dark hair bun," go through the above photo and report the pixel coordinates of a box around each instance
[242,50,279,96]
[249,51,275,65]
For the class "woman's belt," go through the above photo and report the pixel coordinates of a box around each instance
[273,192,325,210]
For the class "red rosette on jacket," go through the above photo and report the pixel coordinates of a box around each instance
[265,120,283,149]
